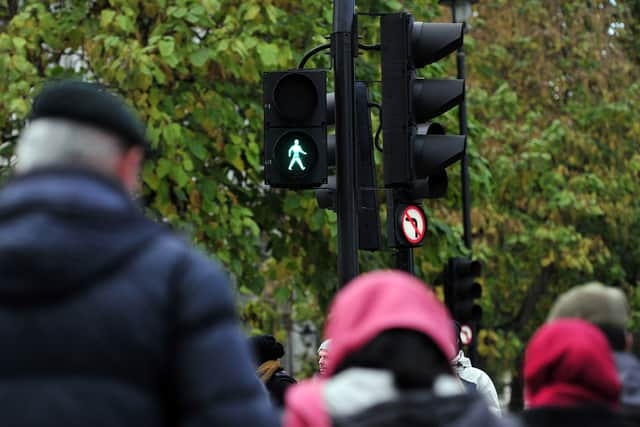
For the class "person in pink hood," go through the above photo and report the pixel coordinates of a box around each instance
[283,270,517,427]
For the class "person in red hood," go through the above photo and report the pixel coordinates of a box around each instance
[284,270,517,427]
[520,318,627,427]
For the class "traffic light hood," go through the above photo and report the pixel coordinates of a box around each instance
[414,133,466,178]
[323,270,457,376]
[412,79,464,123]
[411,22,464,68]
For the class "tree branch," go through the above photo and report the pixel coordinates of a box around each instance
[494,264,555,331]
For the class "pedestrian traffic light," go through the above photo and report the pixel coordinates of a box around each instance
[263,70,328,188]
[444,257,482,323]
[380,12,466,188]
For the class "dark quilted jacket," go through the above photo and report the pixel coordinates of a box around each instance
[0,169,277,427]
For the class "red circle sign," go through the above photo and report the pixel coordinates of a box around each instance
[400,205,426,244]
[460,324,473,345]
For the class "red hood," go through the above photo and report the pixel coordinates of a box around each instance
[324,270,456,376]
[524,318,621,408]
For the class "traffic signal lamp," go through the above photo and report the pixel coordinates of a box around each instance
[263,70,328,188]
[444,257,483,323]
[380,13,466,188]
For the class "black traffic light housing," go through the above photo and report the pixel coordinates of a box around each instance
[444,257,483,324]
[263,70,328,188]
[315,82,382,251]
[380,13,466,189]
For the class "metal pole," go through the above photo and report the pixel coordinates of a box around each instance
[452,0,477,364]
[458,47,472,253]
[452,1,472,254]
[333,0,359,287]
[395,248,415,274]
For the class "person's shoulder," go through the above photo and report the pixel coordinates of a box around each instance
[458,365,488,383]
[152,231,224,268]
[147,230,230,290]
[274,369,297,385]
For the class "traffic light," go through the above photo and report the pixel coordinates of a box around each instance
[444,257,482,323]
[263,70,328,188]
[380,13,466,188]
[315,82,382,250]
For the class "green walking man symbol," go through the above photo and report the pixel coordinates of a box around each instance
[287,139,308,171]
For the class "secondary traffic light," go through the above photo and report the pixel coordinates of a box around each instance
[380,13,466,188]
[444,257,482,323]
[315,82,382,251]
[263,70,328,188]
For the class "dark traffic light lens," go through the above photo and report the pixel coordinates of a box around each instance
[273,73,319,121]
[274,131,318,177]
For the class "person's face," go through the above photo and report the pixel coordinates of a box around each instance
[318,349,329,375]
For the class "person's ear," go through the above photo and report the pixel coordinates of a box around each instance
[626,332,634,352]
[116,146,144,193]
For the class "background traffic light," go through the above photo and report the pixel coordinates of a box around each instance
[263,70,328,188]
[444,257,483,324]
[380,13,466,188]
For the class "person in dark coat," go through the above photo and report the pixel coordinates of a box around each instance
[250,334,297,406]
[520,318,627,427]
[0,79,278,427]
[284,270,518,427]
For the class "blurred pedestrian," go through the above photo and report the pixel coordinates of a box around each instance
[547,282,640,423]
[318,339,331,376]
[0,79,277,427]
[284,270,516,427]
[520,318,626,427]
[250,334,297,406]
[451,322,502,415]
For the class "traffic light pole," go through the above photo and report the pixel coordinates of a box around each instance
[451,5,472,254]
[333,0,359,287]
[451,2,478,363]
[457,46,472,253]
[395,248,414,274]
[456,45,480,364]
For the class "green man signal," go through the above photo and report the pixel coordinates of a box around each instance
[288,139,307,171]
[263,70,328,188]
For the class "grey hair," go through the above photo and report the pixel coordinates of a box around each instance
[14,118,125,175]
[318,339,331,353]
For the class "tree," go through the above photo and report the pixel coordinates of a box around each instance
[466,0,640,408]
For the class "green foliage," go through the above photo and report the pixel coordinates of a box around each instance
[468,0,640,400]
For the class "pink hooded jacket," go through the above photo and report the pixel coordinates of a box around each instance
[524,318,621,408]
[284,270,456,427]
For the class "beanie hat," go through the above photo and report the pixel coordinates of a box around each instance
[249,334,285,365]
[324,270,456,376]
[547,282,629,329]
[524,318,621,409]
[29,79,148,149]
